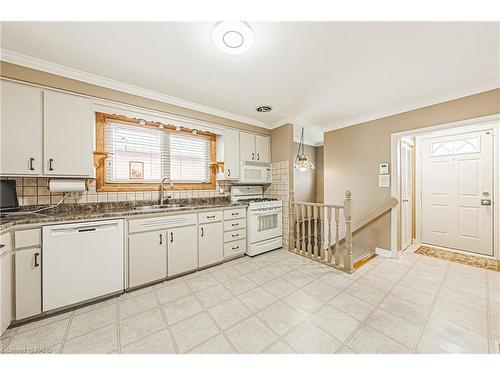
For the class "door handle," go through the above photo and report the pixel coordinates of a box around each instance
[481,199,492,206]
[170,232,174,242]
[29,157,35,171]
[227,168,231,177]
[251,152,255,160]
[48,158,54,171]
[159,234,163,245]
[257,153,260,160]
[34,252,40,267]
[201,227,204,237]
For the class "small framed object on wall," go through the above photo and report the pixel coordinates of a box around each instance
[379,163,390,175]
[129,161,144,180]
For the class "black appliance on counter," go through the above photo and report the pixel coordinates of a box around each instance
[0,180,20,215]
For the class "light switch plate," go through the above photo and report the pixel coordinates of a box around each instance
[379,174,390,187]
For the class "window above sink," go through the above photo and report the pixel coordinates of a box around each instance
[95,112,217,192]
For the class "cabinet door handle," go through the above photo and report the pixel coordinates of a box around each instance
[29,157,35,171]
[232,223,239,227]
[207,215,216,219]
[34,252,40,267]
[251,152,255,160]
[257,153,260,160]
[48,158,54,171]
[159,234,163,245]
[170,232,174,242]
[231,233,239,238]
[227,168,231,177]
[232,212,238,216]
[201,227,204,237]
[231,246,240,250]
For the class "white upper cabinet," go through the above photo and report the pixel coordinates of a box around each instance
[0,81,42,175]
[240,132,256,162]
[43,90,94,176]
[255,135,270,163]
[224,129,240,179]
[240,132,270,163]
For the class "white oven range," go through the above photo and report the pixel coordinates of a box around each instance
[231,186,283,256]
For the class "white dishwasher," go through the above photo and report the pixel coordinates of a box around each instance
[42,219,124,312]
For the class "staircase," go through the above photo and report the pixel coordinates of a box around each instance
[290,192,398,273]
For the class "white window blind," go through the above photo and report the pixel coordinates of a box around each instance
[166,133,211,183]
[104,121,211,184]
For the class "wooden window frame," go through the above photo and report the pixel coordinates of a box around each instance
[94,112,217,192]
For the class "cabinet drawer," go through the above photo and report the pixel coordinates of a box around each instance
[14,228,41,248]
[224,239,246,258]
[129,214,197,234]
[223,208,246,220]
[198,211,222,224]
[223,218,246,231]
[224,229,246,243]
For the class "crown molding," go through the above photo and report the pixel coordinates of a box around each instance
[320,79,500,133]
[0,48,273,129]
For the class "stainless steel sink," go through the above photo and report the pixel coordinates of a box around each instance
[134,204,186,211]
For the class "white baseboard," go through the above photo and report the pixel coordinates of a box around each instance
[375,247,393,258]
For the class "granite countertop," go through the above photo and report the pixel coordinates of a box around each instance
[0,198,247,231]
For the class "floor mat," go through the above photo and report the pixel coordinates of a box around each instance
[415,245,499,271]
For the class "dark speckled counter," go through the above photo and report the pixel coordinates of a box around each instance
[0,198,247,231]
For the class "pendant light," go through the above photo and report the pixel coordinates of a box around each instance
[294,127,315,172]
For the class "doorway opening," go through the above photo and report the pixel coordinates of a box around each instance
[390,115,499,260]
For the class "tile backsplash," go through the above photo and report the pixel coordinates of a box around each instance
[4,177,232,206]
[264,161,290,250]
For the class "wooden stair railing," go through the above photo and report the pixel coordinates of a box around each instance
[290,193,398,273]
[291,191,353,273]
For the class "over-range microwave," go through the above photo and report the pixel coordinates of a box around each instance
[238,162,272,184]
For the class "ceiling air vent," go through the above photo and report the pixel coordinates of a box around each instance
[256,105,272,113]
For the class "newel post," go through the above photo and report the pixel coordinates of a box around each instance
[343,191,353,272]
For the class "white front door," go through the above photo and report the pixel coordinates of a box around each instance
[401,141,413,250]
[421,130,494,256]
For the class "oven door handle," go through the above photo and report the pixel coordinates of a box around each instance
[250,208,282,215]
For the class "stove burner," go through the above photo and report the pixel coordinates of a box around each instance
[237,198,278,203]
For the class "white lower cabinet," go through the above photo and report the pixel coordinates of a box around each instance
[15,247,42,320]
[224,239,246,258]
[167,225,198,277]
[0,233,12,335]
[199,222,223,267]
[128,230,167,288]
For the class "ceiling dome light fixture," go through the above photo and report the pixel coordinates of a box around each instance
[212,21,254,55]
[294,127,315,172]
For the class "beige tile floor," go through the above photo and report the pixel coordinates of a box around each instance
[1,247,499,354]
